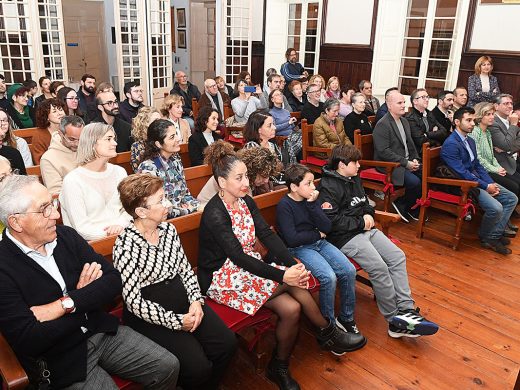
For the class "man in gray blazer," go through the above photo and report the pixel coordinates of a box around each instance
[373,90,421,223]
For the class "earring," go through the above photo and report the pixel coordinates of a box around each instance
[219,189,225,198]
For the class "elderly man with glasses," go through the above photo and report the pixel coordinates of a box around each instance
[91,90,131,152]
[405,88,448,156]
[170,71,201,130]
[301,83,325,124]
[0,175,180,389]
[198,78,231,122]
[40,116,84,194]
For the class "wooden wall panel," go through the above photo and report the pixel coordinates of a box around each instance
[251,41,265,86]
[318,45,373,89]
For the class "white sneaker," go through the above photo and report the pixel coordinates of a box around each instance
[374,190,385,200]
[367,196,376,207]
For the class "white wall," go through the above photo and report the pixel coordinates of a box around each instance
[263,0,289,76]
[325,0,373,45]
[251,0,264,42]
[471,4,520,52]
[171,0,190,79]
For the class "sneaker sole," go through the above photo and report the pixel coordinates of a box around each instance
[392,202,409,223]
[388,329,421,338]
[391,318,439,336]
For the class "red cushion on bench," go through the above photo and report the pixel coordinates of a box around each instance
[428,190,461,204]
[301,155,327,167]
[359,168,386,183]
[112,375,142,390]
[348,258,362,271]
[227,135,245,144]
[204,297,273,332]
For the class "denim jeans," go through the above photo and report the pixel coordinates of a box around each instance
[289,239,356,322]
[477,184,518,240]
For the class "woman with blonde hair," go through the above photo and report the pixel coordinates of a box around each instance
[60,122,132,240]
[130,106,162,172]
[325,76,340,100]
[161,94,191,143]
[308,74,327,102]
[468,56,500,107]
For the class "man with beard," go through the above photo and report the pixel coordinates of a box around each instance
[0,74,8,110]
[452,87,468,111]
[92,91,131,152]
[118,80,144,124]
[280,48,308,86]
[432,90,455,133]
[77,74,97,122]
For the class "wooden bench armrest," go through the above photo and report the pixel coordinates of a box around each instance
[374,211,400,236]
[0,332,29,390]
[426,177,478,189]
[306,146,332,155]
[359,160,400,169]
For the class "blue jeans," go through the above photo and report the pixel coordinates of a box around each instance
[477,184,518,240]
[289,239,357,322]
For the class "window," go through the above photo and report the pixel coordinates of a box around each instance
[223,0,251,85]
[398,0,459,97]
[287,1,321,74]
[118,0,142,83]
[149,0,171,89]
[38,0,65,81]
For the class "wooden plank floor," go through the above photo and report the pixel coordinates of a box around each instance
[221,208,520,390]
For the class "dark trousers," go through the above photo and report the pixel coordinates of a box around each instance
[489,171,520,197]
[123,276,237,390]
[399,170,422,211]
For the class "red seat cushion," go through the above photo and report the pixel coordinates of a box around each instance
[204,297,273,333]
[301,155,327,167]
[428,190,461,204]
[348,258,362,271]
[113,376,141,390]
[227,134,245,144]
[359,168,386,183]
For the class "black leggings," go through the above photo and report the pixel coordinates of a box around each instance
[123,276,237,390]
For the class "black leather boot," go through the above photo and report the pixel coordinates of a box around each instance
[266,356,301,390]
[317,319,367,355]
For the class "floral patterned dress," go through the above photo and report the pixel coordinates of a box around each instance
[207,197,285,315]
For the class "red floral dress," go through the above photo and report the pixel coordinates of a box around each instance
[206,197,284,315]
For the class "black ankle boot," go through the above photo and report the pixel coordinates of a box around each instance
[266,357,301,390]
[317,319,367,355]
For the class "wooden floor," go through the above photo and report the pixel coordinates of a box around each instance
[221,208,520,390]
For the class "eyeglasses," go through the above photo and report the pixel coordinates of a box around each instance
[0,119,9,125]
[177,75,187,79]
[208,84,218,88]
[145,198,171,208]
[101,100,119,106]
[65,97,79,101]
[0,168,19,182]
[415,95,430,100]
[14,198,59,219]
[307,90,320,94]
[62,133,80,143]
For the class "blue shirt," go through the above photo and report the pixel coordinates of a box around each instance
[455,130,475,161]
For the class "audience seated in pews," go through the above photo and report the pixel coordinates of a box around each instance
[301,83,325,125]
[118,80,145,124]
[374,87,398,125]
[170,70,201,130]
[23,79,38,108]
[31,97,66,164]
[34,76,52,110]
[139,119,200,218]
[287,80,306,112]
[215,75,236,100]
[359,80,380,116]
[244,110,284,164]
[91,90,132,153]
[197,150,366,390]
[188,106,223,166]
[269,89,297,136]
[0,143,26,175]
[452,86,468,110]
[130,106,162,172]
[76,74,97,122]
[373,90,422,223]
[113,173,237,390]
[338,84,355,120]
[468,56,500,107]
[0,175,179,389]
[431,90,455,133]
[231,78,261,124]
[343,92,373,144]
[57,87,87,124]
[405,88,449,156]
[308,74,327,103]
[161,94,191,143]
[198,78,231,123]
[313,99,351,157]
[318,144,439,338]
[441,107,518,255]
[0,156,13,234]
[325,76,341,100]
[60,122,132,240]
[40,115,84,194]
[259,73,292,111]
[277,163,367,343]
[280,48,308,86]
[6,84,36,129]
[0,108,32,167]
[96,81,114,94]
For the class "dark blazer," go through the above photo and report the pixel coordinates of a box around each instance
[467,74,500,107]
[440,131,492,190]
[0,145,27,174]
[405,107,448,154]
[197,194,296,293]
[188,131,223,166]
[372,112,419,186]
[91,115,132,153]
[198,92,231,120]
[431,106,453,134]
[170,82,201,117]
[118,100,144,124]
[488,115,520,175]
[0,226,121,388]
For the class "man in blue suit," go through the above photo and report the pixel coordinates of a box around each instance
[441,107,518,255]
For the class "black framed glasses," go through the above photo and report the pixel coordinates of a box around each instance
[101,100,119,106]
[14,198,59,218]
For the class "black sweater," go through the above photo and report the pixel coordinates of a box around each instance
[343,111,372,144]
[317,167,375,249]
[0,226,121,388]
[197,194,296,293]
[301,101,324,125]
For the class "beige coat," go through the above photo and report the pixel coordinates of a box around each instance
[312,114,351,157]
[40,133,78,194]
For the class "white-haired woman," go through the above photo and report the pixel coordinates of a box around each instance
[60,122,132,240]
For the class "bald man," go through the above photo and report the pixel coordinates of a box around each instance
[373,90,421,223]
[197,78,231,122]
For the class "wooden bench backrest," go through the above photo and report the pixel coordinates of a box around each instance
[192,98,199,119]
[367,115,376,126]
[354,129,375,160]
[109,152,132,175]
[184,164,213,198]
[13,127,38,144]
[423,144,441,179]
[26,165,42,183]
[301,119,313,159]
[179,143,190,168]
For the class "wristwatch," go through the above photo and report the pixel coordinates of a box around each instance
[60,296,75,314]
